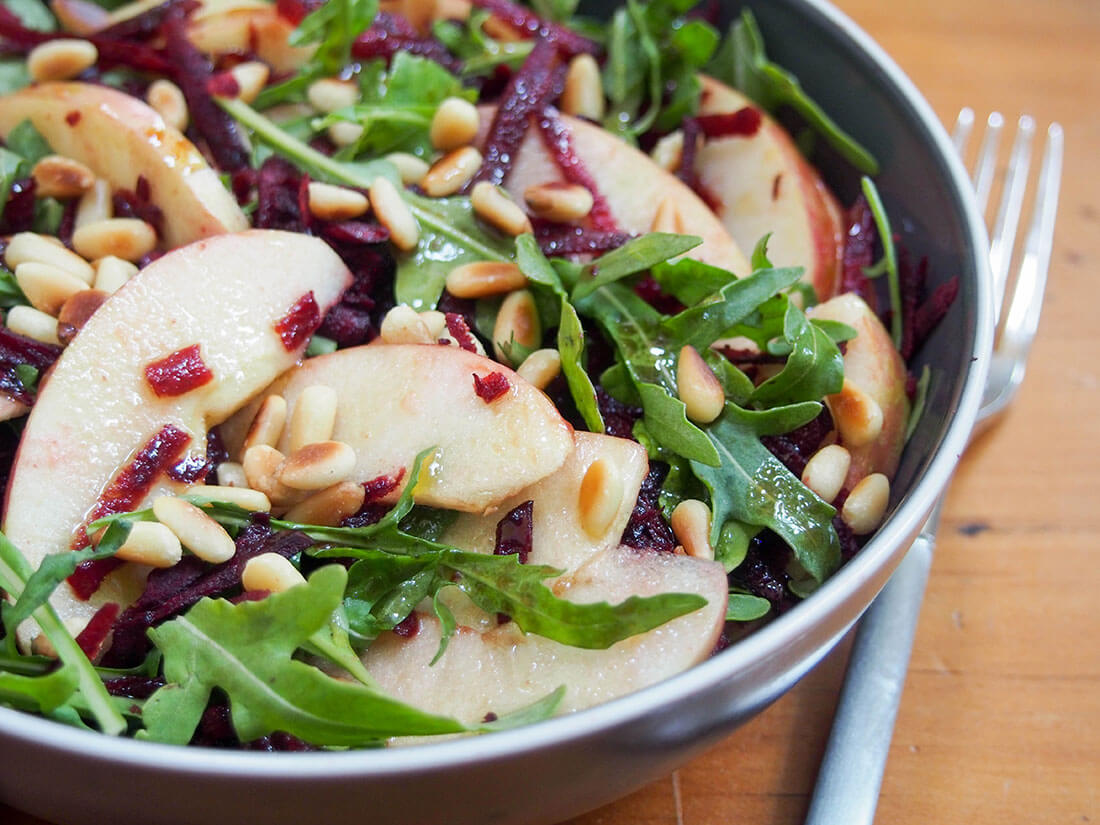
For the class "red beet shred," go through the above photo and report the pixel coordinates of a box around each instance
[274,291,321,351]
[494,500,534,563]
[472,371,510,402]
[143,344,214,398]
[535,110,620,233]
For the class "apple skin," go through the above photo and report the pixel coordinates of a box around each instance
[808,293,910,485]
[2,230,353,641]
[224,344,576,513]
[0,82,248,248]
[477,108,752,276]
[694,76,845,301]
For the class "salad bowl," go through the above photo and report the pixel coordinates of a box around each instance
[0,0,992,823]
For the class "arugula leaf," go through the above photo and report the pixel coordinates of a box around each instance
[0,60,30,96]
[480,684,565,730]
[433,11,534,77]
[515,233,566,298]
[529,0,579,23]
[861,176,902,347]
[289,0,378,76]
[0,665,79,714]
[726,592,772,622]
[651,256,739,305]
[748,299,844,407]
[557,299,605,433]
[5,120,52,165]
[572,233,702,301]
[905,364,931,442]
[5,0,56,31]
[142,565,467,746]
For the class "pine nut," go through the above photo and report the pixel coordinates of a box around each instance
[14,261,89,316]
[307,78,358,113]
[429,96,480,152]
[57,288,107,343]
[578,457,624,539]
[801,444,851,504]
[385,152,430,186]
[288,384,338,452]
[830,378,884,448]
[650,130,684,172]
[282,480,365,526]
[418,309,447,338]
[242,394,287,454]
[146,79,188,132]
[153,495,236,564]
[4,232,95,284]
[31,155,94,200]
[434,0,472,22]
[229,61,269,105]
[242,552,305,594]
[841,473,890,535]
[670,499,714,561]
[379,304,434,345]
[481,13,523,41]
[561,54,605,121]
[242,444,303,508]
[327,121,364,148]
[184,485,272,512]
[307,181,369,221]
[76,179,113,230]
[369,176,419,251]
[493,289,541,363]
[279,440,356,490]
[92,255,137,294]
[421,146,482,197]
[651,197,684,233]
[677,344,724,424]
[114,521,183,568]
[445,261,526,299]
[72,218,157,263]
[523,182,593,224]
[27,39,97,82]
[216,461,248,488]
[470,181,532,236]
[516,348,561,390]
[5,305,60,345]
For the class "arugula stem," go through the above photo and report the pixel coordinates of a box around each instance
[860,176,902,348]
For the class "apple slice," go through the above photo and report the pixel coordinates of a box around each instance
[808,293,910,485]
[2,230,352,641]
[478,108,751,276]
[224,344,575,513]
[187,6,315,74]
[694,75,844,300]
[0,82,248,248]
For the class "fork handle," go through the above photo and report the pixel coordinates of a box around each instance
[804,507,941,825]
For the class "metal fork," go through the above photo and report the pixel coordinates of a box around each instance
[803,111,1064,825]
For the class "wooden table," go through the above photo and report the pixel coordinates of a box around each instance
[4,0,1097,823]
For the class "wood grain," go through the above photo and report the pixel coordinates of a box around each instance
[3,0,1097,823]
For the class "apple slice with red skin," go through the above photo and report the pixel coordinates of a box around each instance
[694,75,845,300]
[2,230,352,643]
[363,432,728,724]
[0,82,248,248]
[223,344,575,513]
[808,293,910,485]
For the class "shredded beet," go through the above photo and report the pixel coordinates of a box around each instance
[908,276,959,359]
[95,0,199,41]
[634,274,685,316]
[468,0,598,57]
[595,387,641,441]
[444,312,478,353]
[339,470,406,528]
[114,181,166,237]
[534,109,620,233]
[840,195,878,311]
[254,157,306,232]
[103,675,166,699]
[0,325,63,405]
[494,500,533,563]
[0,178,38,235]
[274,291,321,351]
[620,465,676,554]
[319,303,374,346]
[393,612,420,638]
[144,344,214,398]
[473,371,510,402]
[74,602,120,660]
[761,406,835,477]
[535,224,634,257]
[206,71,240,99]
[351,12,462,72]
[322,221,391,245]
[732,537,790,609]
[676,117,703,193]
[695,107,763,139]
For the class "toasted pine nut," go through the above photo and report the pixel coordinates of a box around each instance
[153,495,236,564]
[229,60,269,104]
[76,179,113,230]
[72,218,157,263]
[430,96,480,151]
[57,288,107,344]
[650,130,685,172]
[307,181,369,221]
[216,461,248,488]
[279,440,357,490]
[670,499,714,561]
[470,182,532,236]
[282,480,366,526]
[516,348,561,390]
[4,232,95,284]
[92,255,137,294]
[369,176,419,251]
[677,345,724,424]
[27,39,97,82]
[493,289,541,364]
[421,146,482,197]
[327,121,365,147]
[184,484,272,512]
[6,305,60,346]
[385,152,430,186]
[242,394,287,454]
[801,444,851,504]
[379,304,434,345]
[242,444,303,508]
[31,155,95,199]
[288,385,338,452]
[114,520,183,568]
[830,378,884,448]
[841,473,890,535]
[578,457,624,539]
[445,261,526,299]
[146,79,188,132]
[523,182,593,224]
[561,54,605,121]
[481,13,522,41]
[434,0,472,22]
[651,197,684,233]
[307,78,358,113]
[418,309,448,338]
[14,262,89,316]
[242,553,305,594]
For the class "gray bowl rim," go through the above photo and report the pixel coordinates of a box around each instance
[0,0,995,785]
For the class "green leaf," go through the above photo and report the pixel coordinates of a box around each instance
[515,233,566,298]
[340,550,441,644]
[434,13,534,77]
[428,587,457,665]
[289,0,379,75]
[572,233,702,301]
[725,592,771,622]
[651,256,738,305]
[5,120,53,165]
[0,265,27,309]
[861,176,903,348]
[905,364,931,442]
[0,665,79,714]
[143,565,467,745]
[0,61,31,96]
[480,685,565,730]
[557,299,605,433]
[5,0,56,31]
[748,299,844,407]
[714,518,757,572]
[529,0,579,22]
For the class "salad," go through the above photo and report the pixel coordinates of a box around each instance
[0,0,956,748]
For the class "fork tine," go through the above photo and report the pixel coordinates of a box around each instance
[952,107,975,155]
[972,111,1004,214]
[989,115,1036,324]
